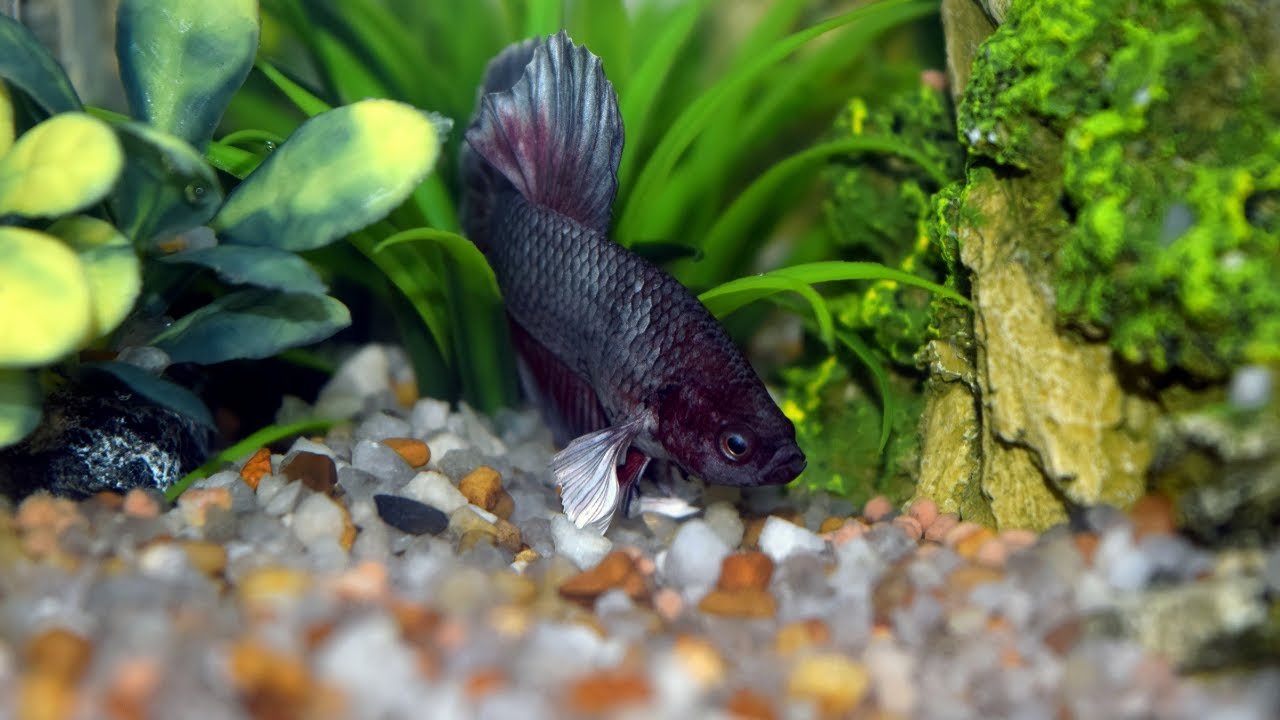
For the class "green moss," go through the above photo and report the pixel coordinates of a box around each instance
[823,82,967,368]
[781,356,922,508]
[960,0,1280,379]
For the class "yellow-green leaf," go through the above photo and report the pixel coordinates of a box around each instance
[0,113,124,218]
[116,0,260,149]
[47,216,142,339]
[0,227,91,367]
[214,99,446,251]
[0,82,13,156]
[0,369,42,449]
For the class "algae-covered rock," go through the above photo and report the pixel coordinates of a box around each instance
[959,0,1280,379]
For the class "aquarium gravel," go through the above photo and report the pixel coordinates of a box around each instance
[1,380,1277,719]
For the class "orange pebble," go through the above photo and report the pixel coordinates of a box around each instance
[924,513,960,543]
[382,438,431,468]
[717,552,774,592]
[954,527,997,560]
[239,448,273,490]
[943,521,983,548]
[566,670,651,714]
[908,498,939,529]
[122,489,161,519]
[862,496,893,523]
[892,515,924,540]
[973,538,1008,568]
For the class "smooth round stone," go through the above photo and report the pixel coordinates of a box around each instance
[374,494,448,535]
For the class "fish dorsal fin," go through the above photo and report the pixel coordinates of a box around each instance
[551,419,643,533]
[465,30,623,231]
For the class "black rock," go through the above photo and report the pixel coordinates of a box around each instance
[374,494,448,535]
[0,376,211,499]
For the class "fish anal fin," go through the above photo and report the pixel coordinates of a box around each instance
[551,419,642,533]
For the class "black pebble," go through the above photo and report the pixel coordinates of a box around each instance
[374,494,448,535]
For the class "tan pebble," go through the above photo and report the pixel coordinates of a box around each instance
[238,566,311,607]
[25,627,93,682]
[239,448,273,491]
[19,674,77,720]
[717,551,774,592]
[924,513,960,542]
[973,538,1008,568]
[818,516,847,534]
[998,528,1038,551]
[741,516,768,549]
[448,506,498,538]
[1073,532,1100,566]
[824,520,867,546]
[1043,618,1082,655]
[726,686,778,720]
[862,495,893,522]
[393,379,418,409]
[338,503,358,551]
[566,670,652,715]
[698,588,776,618]
[891,515,924,540]
[490,490,515,521]
[1130,493,1176,538]
[871,562,914,625]
[180,540,227,577]
[907,498,939,529]
[494,519,523,552]
[391,603,441,648]
[381,438,431,468]
[333,561,388,602]
[458,466,505,511]
[947,563,1005,593]
[652,588,684,621]
[177,487,233,528]
[122,489,161,519]
[463,667,507,698]
[776,618,831,655]
[489,604,533,638]
[459,529,497,552]
[514,547,539,565]
[228,640,315,718]
[92,491,125,510]
[786,653,870,717]
[559,550,646,606]
[16,495,84,558]
[106,658,162,720]
[943,521,985,550]
[280,451,338,495]
[673,635,725,687]
[492,571,537,605]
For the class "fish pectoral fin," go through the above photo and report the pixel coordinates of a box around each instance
[551,420,642,533]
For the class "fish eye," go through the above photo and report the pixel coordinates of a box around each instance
[719,428,753,462]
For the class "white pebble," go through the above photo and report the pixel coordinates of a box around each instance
[703,501,745,548]
[351,439,416,486]
[284,436,338,460]
[291,492,347,550]
[402,470,468,514]
[758,515,826,563]
[551,514,613,569]
[426,432,470,468]
[354,412,414,443]
[662,519,730,600]
[1229,365,1272,410]
[314,614,429,717]
[410,397,452,436]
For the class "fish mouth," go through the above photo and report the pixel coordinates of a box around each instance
[760,445,806,486]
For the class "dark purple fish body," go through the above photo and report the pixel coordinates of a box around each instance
[462,32,805,531]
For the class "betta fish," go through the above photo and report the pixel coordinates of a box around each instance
[461,31,805,532]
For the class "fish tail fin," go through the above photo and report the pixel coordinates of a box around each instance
[462,30,623,237]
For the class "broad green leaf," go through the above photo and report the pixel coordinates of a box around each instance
[159,244,327,295]
[81,361,215,429]
[0,15,83,116]
[0,82,13,156]
[150,289,351,364]
[0,369,42,449]
[0,113,123,218]
[47,216,142,339]
[116,0,260,149]
[215,99,446,251]
[111,121,224,246]
[0,227,91,366]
